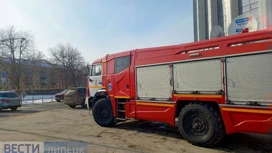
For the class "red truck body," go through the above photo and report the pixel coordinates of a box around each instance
[90,29,272,146]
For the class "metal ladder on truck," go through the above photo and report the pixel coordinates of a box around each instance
[116,99,128,121]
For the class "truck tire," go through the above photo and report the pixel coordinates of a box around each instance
[69,105,76,108]
[88,98,93,108]
[10,107,18,111]
[178,103,225,147]
[81,99,87,108]
[93,98,115,127]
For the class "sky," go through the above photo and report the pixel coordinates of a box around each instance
[0,0,193,63]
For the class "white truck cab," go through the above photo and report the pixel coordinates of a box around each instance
[85,64,103,109]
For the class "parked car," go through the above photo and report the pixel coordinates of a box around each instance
[54,89,68,102]
[64,87,86,108]
[0,91,22,111]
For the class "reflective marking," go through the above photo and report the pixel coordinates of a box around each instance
[136,102,175,107]
[221,107,272,114]
[114,96,130,99]
[89,86,105,88]
[173,94,223,98]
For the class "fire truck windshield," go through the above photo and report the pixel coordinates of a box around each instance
[91,64,102,76]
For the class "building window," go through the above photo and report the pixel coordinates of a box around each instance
[217,0,224,29]
[239,0,259,19]
[50,72,57,86]
[114,56,130,74]
[25,69,33,85]
[40,77,47,85]
[204,0,209,39]
[40,71,47,85]
[241,0,250,6]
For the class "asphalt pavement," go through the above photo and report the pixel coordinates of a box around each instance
[0,101,271,152]
[0,102,67,118]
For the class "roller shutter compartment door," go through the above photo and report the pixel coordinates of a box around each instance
[226,52,272,105]
[136,65,171,100]
[173,59,222,93]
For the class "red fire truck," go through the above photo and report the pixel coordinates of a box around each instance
[86,29,272,147]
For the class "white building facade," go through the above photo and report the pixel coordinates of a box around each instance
[193,0,272,41]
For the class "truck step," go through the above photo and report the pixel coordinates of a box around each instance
[117,102,126,105]
[116,118,126,121]
[117,110,125,112]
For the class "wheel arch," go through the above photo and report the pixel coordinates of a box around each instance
[175,100,220,117]
[92,89,110,107]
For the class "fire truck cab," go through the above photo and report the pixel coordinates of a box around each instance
[88,29,272,147]
[85,58,104,108]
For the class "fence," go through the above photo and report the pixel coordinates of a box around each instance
[21,95,55,105]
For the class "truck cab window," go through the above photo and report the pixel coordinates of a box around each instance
[91,64,102,76]
[88,64,92,76]
[114,56,130,74]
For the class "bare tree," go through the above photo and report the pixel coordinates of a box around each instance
[23,50,46,91]
[49,43,85,88]
[25,50,45,66]
[0,26,34,93]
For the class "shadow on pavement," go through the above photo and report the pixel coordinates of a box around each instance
[0,109,40,118]
[116,120,181,138]
[217,133,272,152]
[68,106,88,110]
[0,109,38,113]
[0,127,142,153]
[115,120,272,153]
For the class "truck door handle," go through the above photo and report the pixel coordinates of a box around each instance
[126,84,129,89]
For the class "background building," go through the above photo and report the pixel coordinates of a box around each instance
[193,0,272,41]
[0,59,86,95]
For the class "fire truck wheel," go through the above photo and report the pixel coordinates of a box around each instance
[178,103,225,147]
[81,99,87,108]
[69,105,76,108]
[93,98,115,127]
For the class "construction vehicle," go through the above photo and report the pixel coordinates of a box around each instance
[86,29,272,147]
